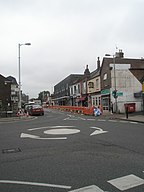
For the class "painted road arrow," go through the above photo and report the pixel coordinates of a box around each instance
[20,133,67,140]
[69,184,105,192]
[90,127,108,136]
[0,180,71,190]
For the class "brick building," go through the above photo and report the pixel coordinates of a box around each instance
[0,74,11,113]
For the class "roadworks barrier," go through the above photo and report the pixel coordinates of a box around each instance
[45,105,95,116]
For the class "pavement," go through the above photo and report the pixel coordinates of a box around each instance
[0,115,35,122]
[101,111,144,123]
[0,111,144,123]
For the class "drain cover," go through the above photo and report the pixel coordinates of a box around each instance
[2,148,21,154]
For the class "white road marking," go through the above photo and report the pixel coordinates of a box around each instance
[97,119,106,122]
[63,117,78,120]
[129,121,138,124]
[64,115,86,121]
[63,117,70,120]
[28,126,75,131]
[69,185,104,192]
[79,117,86,120]
[0,180,71,189]
[90,127,108,136]
[87,119,95,121]
[108,120,117,122]
[20,133,67,140]
[119,120,128,123]
[108,174,144,191]
[44,128,80,135]
[21,133,39,139]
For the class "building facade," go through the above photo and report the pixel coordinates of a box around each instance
[87,57,101,108]
[0,74,11,113]
[52,50,144,113]
[53,74,83,105]
[100,50,144,113]
[7,76,19,112]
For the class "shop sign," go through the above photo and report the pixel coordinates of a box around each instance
[101,89,110,95]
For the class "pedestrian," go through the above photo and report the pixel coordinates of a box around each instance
[110,102,113,114]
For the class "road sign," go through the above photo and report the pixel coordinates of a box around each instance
[112,90,118,98]
[117,92,123,96]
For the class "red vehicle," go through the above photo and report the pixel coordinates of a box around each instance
[28,105,44,116]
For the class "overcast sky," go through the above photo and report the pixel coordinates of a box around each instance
[0,0,144,98]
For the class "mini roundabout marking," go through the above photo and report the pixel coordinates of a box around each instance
[20,126,80,140]
[20,126,108,140]
[44,128,80,135]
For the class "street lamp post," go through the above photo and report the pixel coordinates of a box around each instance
[18,43,31,109]
[105,53,118,113]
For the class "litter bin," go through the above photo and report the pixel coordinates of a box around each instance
[124,103,135,113]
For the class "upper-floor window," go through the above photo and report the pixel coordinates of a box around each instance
[74,85,77,94]
[83,81,86,93]
[70,87,73,95]
[78,84,80,94]
[88,82,94,88]
[103,73,107,80]
[96,79,99,89]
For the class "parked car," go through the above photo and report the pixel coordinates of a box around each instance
[27,104,44,116]
[24,102,35,113]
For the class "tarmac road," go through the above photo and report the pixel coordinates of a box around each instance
[0,109,144,192]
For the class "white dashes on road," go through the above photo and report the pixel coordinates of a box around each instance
[108,120,118,122]
[97,119,106,122]
[108,174,144,191]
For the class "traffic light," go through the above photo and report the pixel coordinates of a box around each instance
[112,90,118,98]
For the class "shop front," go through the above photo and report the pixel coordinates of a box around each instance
[101,89,110,112]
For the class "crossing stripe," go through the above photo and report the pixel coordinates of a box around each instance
[108,174,144,191]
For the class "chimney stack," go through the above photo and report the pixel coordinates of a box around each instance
[84,64,90,76]
[115,49,124,58]
[97,57,100,70]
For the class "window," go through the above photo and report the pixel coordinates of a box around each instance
[83,81,86,94]
[78,84,80,94]
[88,82,94,88]
[70,87,73,95]
[103,73,107,80]
[96,79,99,89]
[92,96,101,107]
[74,86,76,94]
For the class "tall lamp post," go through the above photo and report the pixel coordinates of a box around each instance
[18,43,31,109]
[105,53,118,113]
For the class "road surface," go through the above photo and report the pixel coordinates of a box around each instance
[0,109,144,191]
